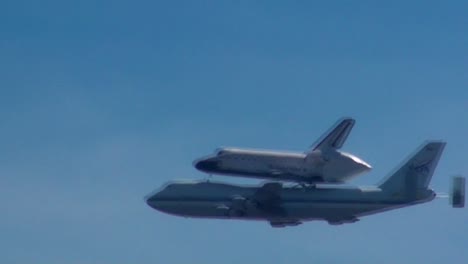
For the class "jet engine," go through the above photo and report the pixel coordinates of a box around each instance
[225,195,248,217]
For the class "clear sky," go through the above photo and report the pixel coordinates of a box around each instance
[1,1,467,263]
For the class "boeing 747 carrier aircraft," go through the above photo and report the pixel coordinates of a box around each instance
[147,141,465,227]
[194,117,371,184]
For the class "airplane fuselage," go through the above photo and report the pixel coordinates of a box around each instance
[146,181,435,226]
[194,148,371,183]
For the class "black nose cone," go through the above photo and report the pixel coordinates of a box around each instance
[145,193,160,210]
[195,160,219,172]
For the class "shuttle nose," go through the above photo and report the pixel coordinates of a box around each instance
[194,159,219,172]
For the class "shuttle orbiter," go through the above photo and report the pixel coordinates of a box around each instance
[194,117,371,184]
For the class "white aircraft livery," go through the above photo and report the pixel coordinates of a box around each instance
[194,117,371,184]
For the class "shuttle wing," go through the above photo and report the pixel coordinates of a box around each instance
[308,117,355,152]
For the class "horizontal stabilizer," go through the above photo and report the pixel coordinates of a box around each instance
[309,117,355,152]
[451,176,465,208]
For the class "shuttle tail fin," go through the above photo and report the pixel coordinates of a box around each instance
[378,141,446,193]
[307,117,355,153]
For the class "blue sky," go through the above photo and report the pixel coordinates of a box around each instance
[1,1,467,263]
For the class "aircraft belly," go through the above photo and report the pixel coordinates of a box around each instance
[215,161,363,184]
[216,164,307,182]
[281,202,384,220]
[219,161,361,184]
[155,200,387,222]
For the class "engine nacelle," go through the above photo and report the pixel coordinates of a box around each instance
[225,195,247,217]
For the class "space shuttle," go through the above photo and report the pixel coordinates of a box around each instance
[193,117,371,184]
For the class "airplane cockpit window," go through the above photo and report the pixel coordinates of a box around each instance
[216,149,228,156]
[160,183,174,192]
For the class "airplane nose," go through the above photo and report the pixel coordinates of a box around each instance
[146,195,162,210]
[194,159,219,171]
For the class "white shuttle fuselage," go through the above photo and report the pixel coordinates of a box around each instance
[194,118,371,184]
[194,147,371,183]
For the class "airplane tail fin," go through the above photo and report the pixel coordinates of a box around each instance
[307,117,355,153]
[379,141,446,193]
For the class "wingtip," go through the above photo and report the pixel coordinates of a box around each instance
[338,116,356,123]
[423,140,446,144]
[421,140,447,148]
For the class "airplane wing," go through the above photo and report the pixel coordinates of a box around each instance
[220,182,284,217]
[254,182,282,205]
[253,182,286,215]
[307,117,355,153]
